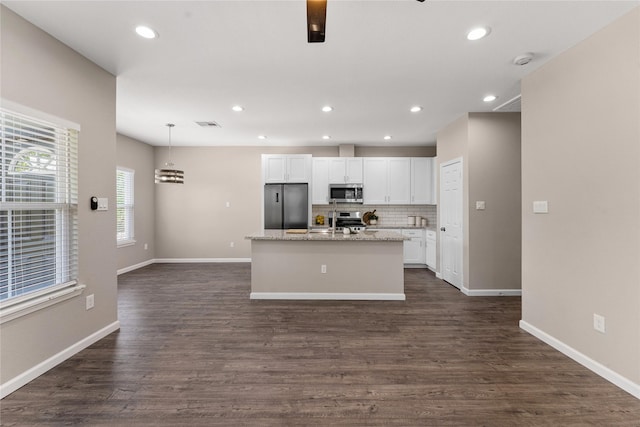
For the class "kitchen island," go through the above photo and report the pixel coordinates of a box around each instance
[245,229,406,300]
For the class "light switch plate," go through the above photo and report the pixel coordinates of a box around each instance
[475,201,486,210]
[97,197,108,211]
[533,201,548,214]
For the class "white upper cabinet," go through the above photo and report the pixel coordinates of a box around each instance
[363,158,389,204]
[328,158,363,184]
[388,158,411,204]
[363,158,411,205]
[410,157,435,204]
[263,154,311,183]
[312,158,330,204]
[432,156,438,205]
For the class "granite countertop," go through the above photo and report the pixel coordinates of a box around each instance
[367,225,437,232]
[245,229,407,241]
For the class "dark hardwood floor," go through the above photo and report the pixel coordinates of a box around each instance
[2,263,640,426]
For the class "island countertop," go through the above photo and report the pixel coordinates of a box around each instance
[245,229,407,241]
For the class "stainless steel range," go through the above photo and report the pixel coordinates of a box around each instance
[328,211,366,231]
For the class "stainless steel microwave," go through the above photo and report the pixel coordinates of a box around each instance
[329,184,363,203]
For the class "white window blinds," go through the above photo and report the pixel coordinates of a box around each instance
[0,107,78,304]
[116,167,134,244]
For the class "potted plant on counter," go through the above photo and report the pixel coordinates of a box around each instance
[369,212,378,225]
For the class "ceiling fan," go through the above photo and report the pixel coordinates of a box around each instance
[307,0,327,43]
[306,0,425,43]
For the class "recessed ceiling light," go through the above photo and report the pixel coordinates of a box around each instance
[322,106,333,112]
[135,25,158,39]
[384,135,392,140]
[232,105,244,112]
[322,135,331,140]
[483,95,497,102]
[258,135,267,140]
[410,106,423,113]
[467,27,490,41]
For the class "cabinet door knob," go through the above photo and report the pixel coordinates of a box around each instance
[440,227,446,232]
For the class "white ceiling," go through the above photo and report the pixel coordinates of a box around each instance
[4,1,638,147]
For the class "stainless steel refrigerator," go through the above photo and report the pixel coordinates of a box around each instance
[264,183,308,229]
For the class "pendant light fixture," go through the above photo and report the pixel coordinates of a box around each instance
[155,123,184,184]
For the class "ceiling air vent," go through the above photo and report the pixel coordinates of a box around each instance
[195,121,222,128]
[493,95,521,112]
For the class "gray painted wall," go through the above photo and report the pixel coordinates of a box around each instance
[154,145,434,259]
[116,134,156,271]
[468,113,521,291]
[521,8,639,384]
[0,7,118,382]
[436,113,522,291]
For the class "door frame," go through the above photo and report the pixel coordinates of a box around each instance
[439,157,464,289]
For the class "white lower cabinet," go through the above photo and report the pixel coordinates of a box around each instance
[426,230,436,270]
[402,229,426,264]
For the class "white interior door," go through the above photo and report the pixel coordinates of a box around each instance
[440,159,463,289]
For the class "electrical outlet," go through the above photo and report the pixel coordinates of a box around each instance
[230,242,234,248]
[226,201,230,208]
[144,243,148,250]
[533,200,548,214]
[475,201,486,210]
[86,294,95,310]
[321,265,327,274]
[593,313,605,333]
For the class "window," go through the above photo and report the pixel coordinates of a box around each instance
[116,167,134,245]
[0,105,81,319]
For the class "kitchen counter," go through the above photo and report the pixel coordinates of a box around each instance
[246,229,405,300]
[245,229,406,241]
[367,225,437,232]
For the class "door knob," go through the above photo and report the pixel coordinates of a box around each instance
[440,227,446,231]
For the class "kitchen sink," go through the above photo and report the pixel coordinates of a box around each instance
[308,228,331,233]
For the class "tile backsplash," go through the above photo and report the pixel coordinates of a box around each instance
[312,204,437,227]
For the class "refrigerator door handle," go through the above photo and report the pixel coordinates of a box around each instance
[276,192,279,203]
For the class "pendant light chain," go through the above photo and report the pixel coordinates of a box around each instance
[166,123,175,167]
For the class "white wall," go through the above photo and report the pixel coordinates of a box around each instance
[521,7,640,386]
[0,6,118,386]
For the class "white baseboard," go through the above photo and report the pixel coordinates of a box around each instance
[154,258,251,263]
[404,264,428,269]
[519,320,640,400]
[435,272,443,279]
[461,287,522,296]
[0,320,120,399]
[250,292,406,301]
[117,259,154,275]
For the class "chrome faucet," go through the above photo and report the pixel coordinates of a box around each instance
[331,198,337,235]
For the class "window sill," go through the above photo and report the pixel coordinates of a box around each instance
[0,282,86,325]
[117,239,136,248]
